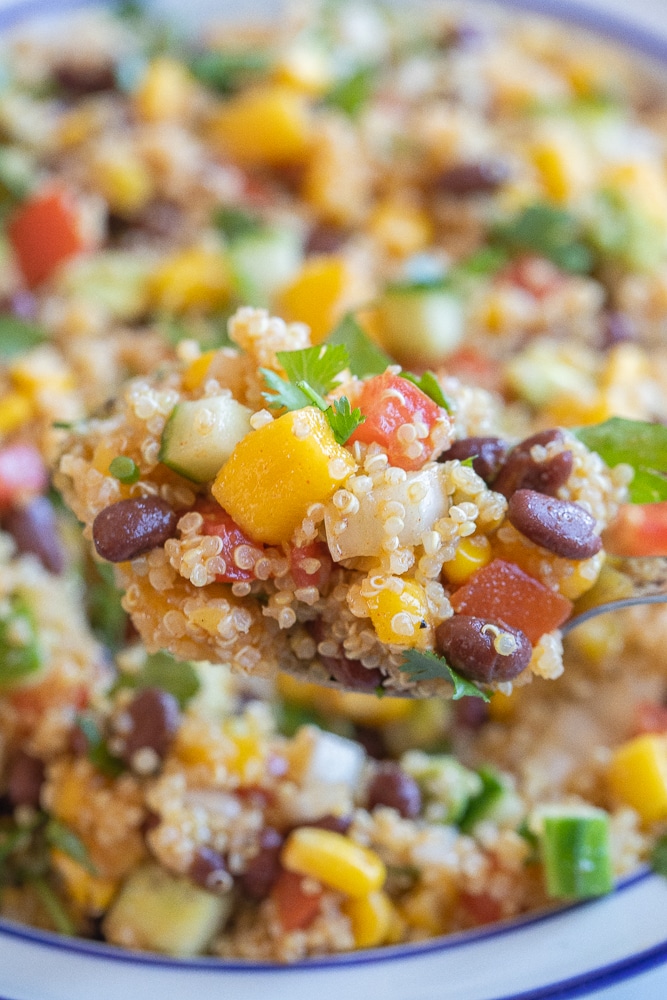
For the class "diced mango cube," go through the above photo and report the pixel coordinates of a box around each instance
[607,734,667,824]
[213,407,356,545]
[149,248,231,313]
[366,579,432,648]
[135,57,196,122]
[276,255,354,343]
[182,349,218,392]
[0,391,34,434]
[209,84,312,166]
[368,197,434,258]
[91,148,153,216]
[51,849,118,915]
[282,827,386,897]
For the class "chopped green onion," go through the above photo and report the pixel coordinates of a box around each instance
[108,455,141,485]
[0,594,42,689]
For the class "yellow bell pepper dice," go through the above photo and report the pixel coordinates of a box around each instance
[210,84,312,167]
[607,734,667,825]
[212,407,356,545]
[282,827,386,897]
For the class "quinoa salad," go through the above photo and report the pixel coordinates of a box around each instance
[1,0,667,965]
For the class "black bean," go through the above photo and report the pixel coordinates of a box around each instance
[303,814,353,835]
[92,497,178,562]
[492,429,573,498]
[115,687,181,767]
[310,619,384,691]
[507,489,602,560]
[436,159,511,197]
[7,751,45,808]
[190,846,232,893]
[600,311,638,350]
[366,762,422,818]
[353,724,387,760]
[454,694,490,729]
[4,496,66,574]
[239,826,284,900]
[435,615,532,684]
[305,224,348,256]
[439,436,510,484]
[53,60,116,95]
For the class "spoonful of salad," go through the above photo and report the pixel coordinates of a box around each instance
[54,307,667,703]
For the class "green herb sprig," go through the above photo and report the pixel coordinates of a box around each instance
[399,648,490,701]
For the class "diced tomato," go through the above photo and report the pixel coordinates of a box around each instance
[498,254,566,300]
[602,502,667,557]
[289,541,332,592]
[197,501,264,582]
[8,188,87,287]
[271,869,323,932]
[348,372,450,471]
[0,444,48,510]
[633,700,667,736]
[459,890,504,926]
[449,559,573,644]
[442,347,503,395]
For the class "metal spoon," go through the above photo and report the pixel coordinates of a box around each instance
[561,556,667,633]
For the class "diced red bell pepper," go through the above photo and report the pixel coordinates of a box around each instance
[271,869,322,932]
[443,346,504,395]
[633,700,667,736]
[498,254,566,300]
[449,559,573,645]
[0,443,48,510]
[602,502,667,557]
[348,371,450,471]
[289,541,332,592]
[197,501,264,582]
[8,188,87,287]
[459,890,504,926]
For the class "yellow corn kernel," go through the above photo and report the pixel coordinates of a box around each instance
[571,561,634,619]
[488,687,522,723]
[317,689,414,728]
[342,890,395,948]
[273,45,333,96]
[51,849,118,915]
[366,579,431,648]
[368,198,434,258]
[398,881,456,935]
[556,552,604,601]
[530,138,590,203]
[442,535,492,586]
[92,149,153,216]
[564,55,612,96]
[282,827,386,897]
[276,255,353,344]
[57,105,103,149]
[50,767,87,827]
[92,440,121,477]
[149,248,231,313]
[182,349,218,392]
[0,391,34,434]
[134,56,195,122]
[566,614,624,667]
[209,84,312,167]
[607,734,667,825]
[213,407,356,545]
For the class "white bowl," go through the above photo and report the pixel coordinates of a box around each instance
[1,2,666,998]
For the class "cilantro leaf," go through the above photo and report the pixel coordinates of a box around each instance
[278,344,350,396]
[327,396,366,444]
[262,344,351,411]
[189,49,271,95]
[213,205,264,241]
[322,65,377,117]
[651,833,667,878]
[400,370,452,411]
[574,417,667,503]
[399,649,490,701]
[112,651,200,709]
[491,203,594,275]
[325,313,392,377]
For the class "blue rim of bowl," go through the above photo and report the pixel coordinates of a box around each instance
[0,0,666,995]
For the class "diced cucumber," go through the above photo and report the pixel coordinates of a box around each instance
[103,863,231,956]
[228,226,302,307]
[458,765,522,833]
[401,750,482,825]
[159,395,253,483]
[0,593,43,690]
[377,282,464,367]
[529,803,614,899]
[0,145,38,201]
[57,251,153,322]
